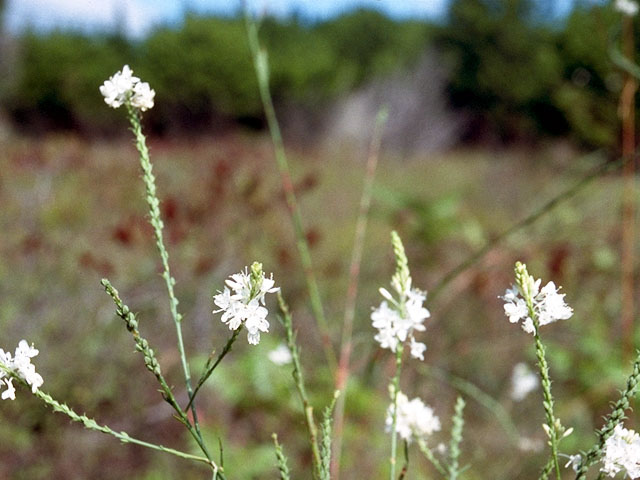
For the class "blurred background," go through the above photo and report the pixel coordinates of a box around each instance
[0,0,638,478]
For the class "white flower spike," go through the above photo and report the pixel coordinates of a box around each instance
[100,65,155,111]
[372,232,429,359]
[501,262,572,334]
[213,262,279,345]
[0,340,44,400]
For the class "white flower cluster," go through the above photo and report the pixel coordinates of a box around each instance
[502,278,572,334]
[99,65,155,111]
[510,362,539,402]
[386,391,441,443]
[0,340,44,400]
[616,0,639,16]
[371,280,429,360]
[601,424,640,478]
[213,264,279,345]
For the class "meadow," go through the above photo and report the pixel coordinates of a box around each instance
[0,125,635,478]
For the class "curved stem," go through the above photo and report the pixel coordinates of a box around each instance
[126,107,208,459]
[418,439,447,477]
[34,389,225,478]
[534,328,561,480]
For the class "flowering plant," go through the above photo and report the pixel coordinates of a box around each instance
[4,13,640,480]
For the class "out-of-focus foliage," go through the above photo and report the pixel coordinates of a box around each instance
[437,0,565,142]
[5,11,431,134]
[436,0,624,147]
[1,1,636,147]
[8,32,132,131]
[554,5,621,148]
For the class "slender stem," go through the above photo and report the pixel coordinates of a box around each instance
[245,14,336,372]
[540,459,553,480]
[389,345,404,480]
[332,107,388,479]
[34,389,225,478]
[126,107,207,457]
[533,327,561,480]
[187,329,242,411]
[448,397,466,480]
[278,293,322,479]
[418,439,448,477]
[102,279,192,424]
[272,433,292,480]
[430,153,622,302]
[319,391,340,480]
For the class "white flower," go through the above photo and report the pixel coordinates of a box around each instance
[616,0,639,16]
[268,344,293,366]
[501,267,572,335]
[372,283,430,359]
[386,391,441,443]
[0,340,44,400]
[130,81,155,111]
[1,378,15,400]
[213,263,279,345]
[601,424,640,478]
[99,65,155,111]
[565,454,582,472]
[410,337,427,361]
[510,362,539,401]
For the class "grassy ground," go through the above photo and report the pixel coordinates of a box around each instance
[0,131,637,479]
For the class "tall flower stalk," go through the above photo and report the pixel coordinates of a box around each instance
[502,262,573,479]
[99,65,224,476]
[372,232,433,479]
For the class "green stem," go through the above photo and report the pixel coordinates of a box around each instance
[245,15,336,372]
[187,329,242,411]
[540,459,553,480]
[34,389,225,478]
[448,397,466,480]
[418,439,448,477]
[278,293,322,479]
[272,433,292,480]
[534,328,561,480]
[102,279,188,419]
[126,106,207,458]
[389,345,404,480]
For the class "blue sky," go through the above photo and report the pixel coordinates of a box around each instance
[5,0,579,38]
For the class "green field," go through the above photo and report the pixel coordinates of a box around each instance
[0,130,637,479]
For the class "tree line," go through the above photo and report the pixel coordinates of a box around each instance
[0,0,632,148]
